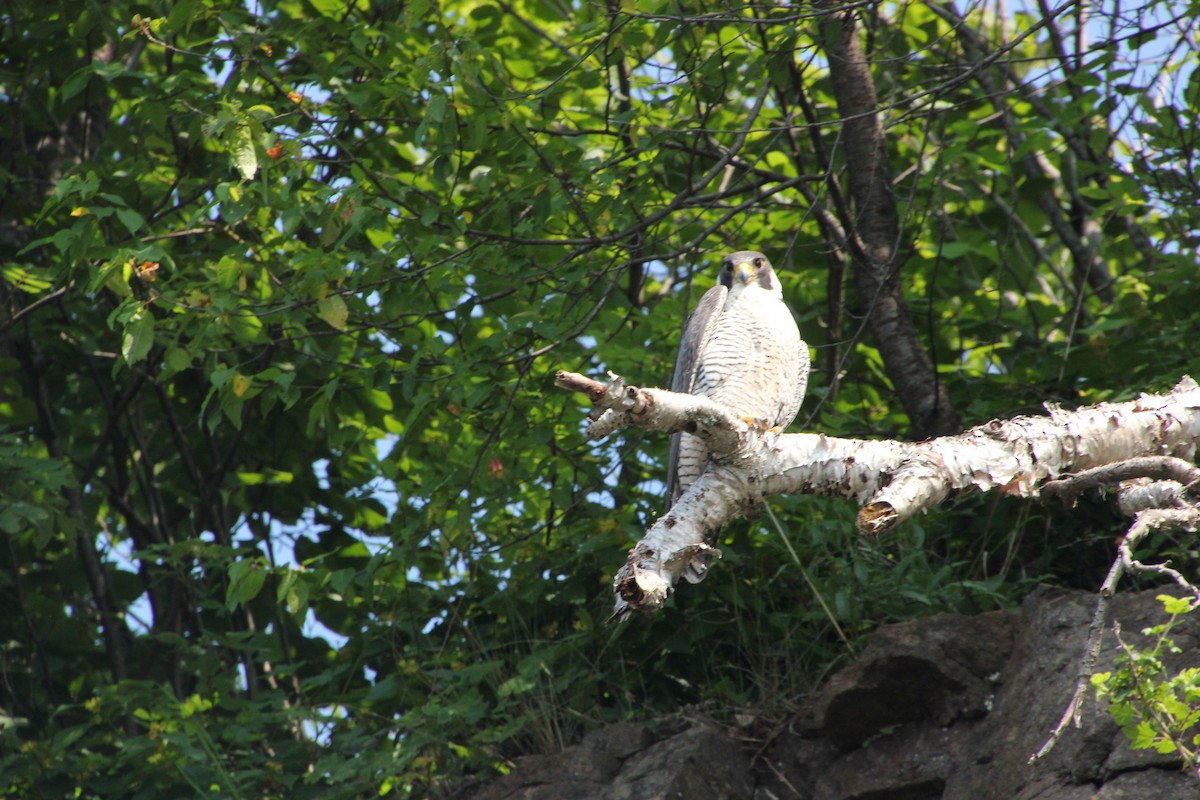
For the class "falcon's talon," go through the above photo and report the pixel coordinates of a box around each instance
[741,416,773,432]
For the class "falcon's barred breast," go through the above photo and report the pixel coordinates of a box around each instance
[666,251,809,514]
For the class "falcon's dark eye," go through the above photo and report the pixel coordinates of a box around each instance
[721,262,732,274]
[754,257,764,268]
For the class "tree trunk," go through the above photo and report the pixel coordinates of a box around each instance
[818,8,962,439]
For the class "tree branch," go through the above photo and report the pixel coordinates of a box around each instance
[559,371,1200,619]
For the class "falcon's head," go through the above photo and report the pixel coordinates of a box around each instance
[720,250,781,298]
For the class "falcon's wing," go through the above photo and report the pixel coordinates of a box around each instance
[665,283,727,509]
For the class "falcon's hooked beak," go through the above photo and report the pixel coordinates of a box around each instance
[732,259,757,286]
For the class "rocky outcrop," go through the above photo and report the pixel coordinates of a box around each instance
[460,586,1200,800]
[760,585,1198,800]
[461,720,750,800]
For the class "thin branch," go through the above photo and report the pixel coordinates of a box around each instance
[1042,456,1200,507]
[0,282,72,335]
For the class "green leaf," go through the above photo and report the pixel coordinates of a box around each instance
[121,311,155,365]
[225,559,267,611]
[1158,595,1194,616]
[165,348,192,372]
[115,207,145,235]
[938,241,975,259]
[61,66,94,101]
[235,469,294,485]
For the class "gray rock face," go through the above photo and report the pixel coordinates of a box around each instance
[462,720,749,800]
[461,587,1200,800]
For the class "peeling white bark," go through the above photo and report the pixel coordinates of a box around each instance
[1118,480,1189,514]
[555,371,1200,620]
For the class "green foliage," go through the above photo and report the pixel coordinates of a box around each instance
[0,0,1197,796]
[1092,595,1200,769]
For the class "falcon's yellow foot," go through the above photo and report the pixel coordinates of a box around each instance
[741,415,774,432]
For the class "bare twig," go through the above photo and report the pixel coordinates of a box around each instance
[0,282,72,335]
[1042,456,1200,507]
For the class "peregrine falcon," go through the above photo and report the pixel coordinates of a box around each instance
[666,251,809,521]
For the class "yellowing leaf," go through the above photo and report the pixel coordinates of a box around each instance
[233,125,258,181]
[184,289,211,307]
[70,206,90,217]
[232,373,251,397]
[317,295,349,330]
[1,265,53,293]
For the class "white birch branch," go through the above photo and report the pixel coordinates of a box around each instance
[555,372,1200,620]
